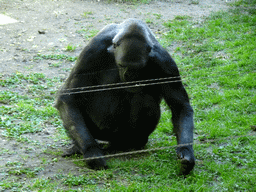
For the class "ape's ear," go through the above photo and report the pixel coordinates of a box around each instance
[107,45,114,53]
[147,44,153,54]
[148,44,162,61]
[148,44,157,58]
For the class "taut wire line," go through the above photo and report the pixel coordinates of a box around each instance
[1,133,255,171]
[61,76,181,92]
[58,71,254,96]
[65,133,256,163]
[60,79,182,95]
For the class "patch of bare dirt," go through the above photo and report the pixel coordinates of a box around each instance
[0,0,229,77]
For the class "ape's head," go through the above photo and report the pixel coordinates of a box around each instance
[108,22,153,82]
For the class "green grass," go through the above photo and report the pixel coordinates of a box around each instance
[48,61,62,68]
[65,44,77,52]
[0,1,255,191]
[153,13,162,19]
[0,73,61,138]
[162,3,256,142]
[82,11,93,18]
[107,0,152,3]
[34,53,77,62]
[190,0,199,5]
[76,28,100,40]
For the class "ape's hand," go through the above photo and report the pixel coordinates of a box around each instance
[176,146,195,175]
[84,147,108,170]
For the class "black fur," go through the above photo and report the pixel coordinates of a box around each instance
[55,19,195,174]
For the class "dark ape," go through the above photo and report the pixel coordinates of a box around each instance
[55,18,195,174]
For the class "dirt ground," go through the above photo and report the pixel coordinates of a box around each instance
[0,0,230,76]
[0,0,231,187]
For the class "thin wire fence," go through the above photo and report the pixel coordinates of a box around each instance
[58,133,256,163]
[58,70,255,95]
[1,133,255,171]
[8,69,254,98]
[1,70,255,171]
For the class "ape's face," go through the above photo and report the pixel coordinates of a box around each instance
[109,37,151,82]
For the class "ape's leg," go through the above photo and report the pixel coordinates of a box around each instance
[55,98,107,169]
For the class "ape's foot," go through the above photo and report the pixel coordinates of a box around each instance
[176,146,195,175]
[62,143,81,157]
[84,147,108,170]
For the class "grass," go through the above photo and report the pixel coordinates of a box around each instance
[153,13,162,19]
[0,73,61,138]
[34,53,77,62]
[162,3,256,142]
[82,11,93,18]
[190,0,199,5]
[65,44,77,52]
[0,1,255,191]
[107,0,152,3]
[76,28,100,40]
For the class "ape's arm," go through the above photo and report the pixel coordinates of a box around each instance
[150,44,195,174]
[55,88,107,169]
[160,79,194,146]
[162,82,195,174]
[54,24,119,169]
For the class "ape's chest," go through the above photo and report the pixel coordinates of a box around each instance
[84,90,161,128]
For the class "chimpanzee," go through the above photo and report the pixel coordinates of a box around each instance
[55,18,195,174]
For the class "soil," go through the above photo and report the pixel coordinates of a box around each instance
[0,0,230,187]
